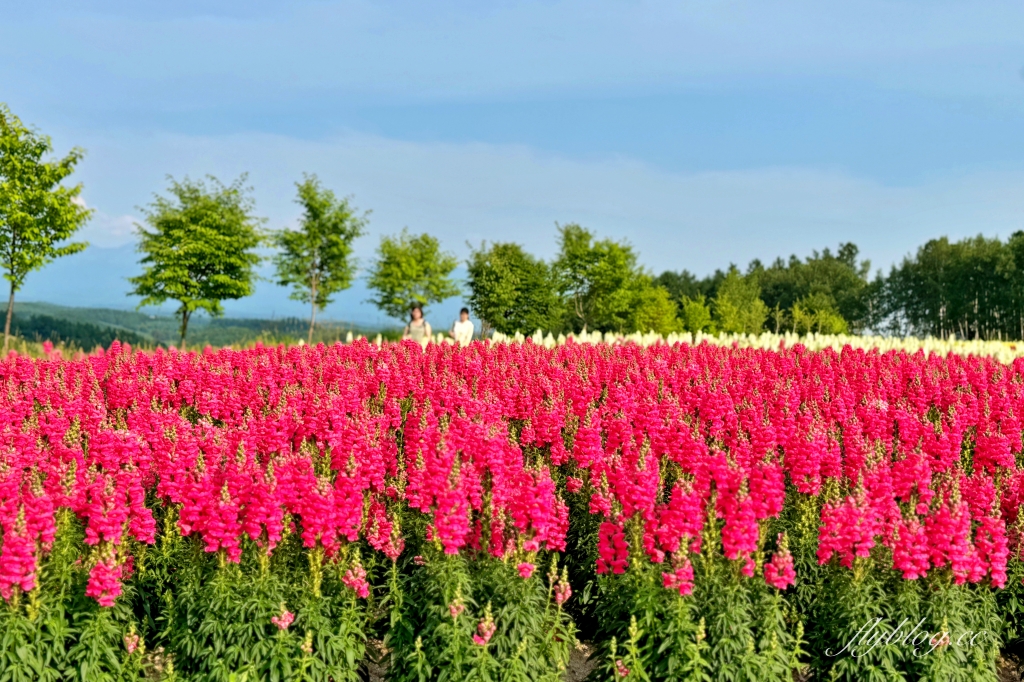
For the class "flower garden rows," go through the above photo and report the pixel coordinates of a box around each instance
[1,339,1023,681]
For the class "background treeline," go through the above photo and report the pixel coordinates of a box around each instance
[6,103,1024,347]
[468,227,1024,341]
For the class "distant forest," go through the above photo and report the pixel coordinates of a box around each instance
[8,303,394,351]
[655,233,1024,341]
[466,228,1024,341]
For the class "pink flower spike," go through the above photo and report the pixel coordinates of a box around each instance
[271,606,294,631]
[124,633,141,655]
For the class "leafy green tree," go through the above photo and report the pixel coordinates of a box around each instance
[466,241,563,335]
[791,292,848,334]
[129,175,264,349]
[627,281,682,335]
[712,267,768,334]
[367,228,460,321]
[273,175,368,344]
[752,243,870,333]
[680,294,714,333]
[654,269,725,306]
[881,235,1012,339]
[1005,231,1024,340]
[552,223,663,333]
[0,104,92,351]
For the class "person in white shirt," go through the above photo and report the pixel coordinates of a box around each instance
[450,308,474,347]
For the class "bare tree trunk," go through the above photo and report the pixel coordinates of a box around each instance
[179,309,191,350]
[3,282,14,353]
[308,280,317,345]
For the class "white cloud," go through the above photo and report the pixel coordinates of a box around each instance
[74,130,1024,274]
[66,195,140,248]
[80,213,139,248]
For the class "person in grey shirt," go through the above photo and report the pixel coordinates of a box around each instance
[402,304,432,343]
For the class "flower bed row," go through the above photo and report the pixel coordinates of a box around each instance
[2,339,1024,680]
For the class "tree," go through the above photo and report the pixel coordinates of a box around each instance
[273,175,367,344]
[655,269,725,306]
[680,294,714,333]
[712,267,768,334]
[791,292,848,334]
[753,243,871,333]
[552,223,655,333]
[0,104,92,351]
[881,235,1012,339]
[367,229,460,321]
[466,241,562,335]
[627,281,682,335]
[129,175,263,349]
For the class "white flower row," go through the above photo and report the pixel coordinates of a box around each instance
[331,329,1024,363]
[489,330,1024,363]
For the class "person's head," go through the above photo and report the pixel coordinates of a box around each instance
[410,304,423,321]
[459,307,470,322]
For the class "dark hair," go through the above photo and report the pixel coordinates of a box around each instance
[460,307,469,315]
[409,304,423,319]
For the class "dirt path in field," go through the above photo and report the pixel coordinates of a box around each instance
[364,640,598,681]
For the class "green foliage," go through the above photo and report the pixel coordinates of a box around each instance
[880,233,1024,340]
[367,228,460,320]
[627,281,682,335]
[680,295,714,334]
[552,223,674,334]
[0,510,140,682]
[272,175,367,343]
[465,242,563,335]
[552,223,634,332]
[654,269,725,305]
[752,243,870,333]
[592,517,799,682]
[387,550,574,682]
[791,292,848,335]
[0,103,92,350]
[711,267,768,334]
[129,175,264,348]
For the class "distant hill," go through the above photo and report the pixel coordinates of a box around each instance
[12,312,149,349]
[12,302,398,349]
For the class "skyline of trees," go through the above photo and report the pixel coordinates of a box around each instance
[5,100,1024,343]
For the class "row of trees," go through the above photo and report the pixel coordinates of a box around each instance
[466,233,872,337]
[4,103,1024,346]
[881,235,1024,340]
[131,174,472,347]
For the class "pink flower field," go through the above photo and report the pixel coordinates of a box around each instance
[1,338,1022,680]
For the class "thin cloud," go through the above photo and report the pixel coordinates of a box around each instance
[74,130,1024,276]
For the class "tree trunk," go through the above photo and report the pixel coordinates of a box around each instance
[179,309,191,350]
[308,280,318,345]
[3,282,14,353]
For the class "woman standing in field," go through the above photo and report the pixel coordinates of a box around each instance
[402,304,432,344]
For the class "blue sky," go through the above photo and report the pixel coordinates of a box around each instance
[3,1,1024,326]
